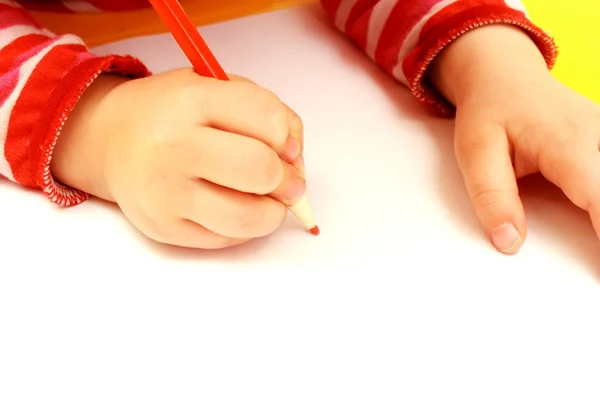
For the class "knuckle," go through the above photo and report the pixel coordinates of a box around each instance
[288,107,304,137]
[287,105,303,129]
[545,129,572,152]
[454,138,487,168]
[257,90,289,143]
[573,172,600,210]
[148,125,179,152]
[455,135,485,154]
[171,79,213,116]
[247,143,283,194]
[145,130,189,176]
[173,80,198,104]
[471,187,506,211]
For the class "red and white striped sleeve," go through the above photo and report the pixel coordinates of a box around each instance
[0,0,150,206]
[320,0,558,116]
[16,0,149,12]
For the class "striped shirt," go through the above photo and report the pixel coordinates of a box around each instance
[0,0,557,206]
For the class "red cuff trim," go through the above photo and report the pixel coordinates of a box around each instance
[404,5,558,117]
[35,54,150,207]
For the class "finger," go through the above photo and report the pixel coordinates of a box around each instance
[180,179,288,239]
[192,78,301,163]
[177,127,306,202]
[539,140,600,240]
[284,102,305,174]
[150,218,251,249]
[539,138,600,212]
[182,127,284,195]
[268,160,307,206]
[558,150,600,244]
[227,74,305,164]
[455,122,526,254]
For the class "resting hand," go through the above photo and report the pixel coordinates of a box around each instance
[430,25,600,253]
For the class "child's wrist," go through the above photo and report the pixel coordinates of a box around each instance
[51,73,130,202]
[427,24,550,106]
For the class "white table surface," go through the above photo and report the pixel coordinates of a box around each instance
[2,4,600,399]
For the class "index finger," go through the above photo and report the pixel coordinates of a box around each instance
[228,75,304,155]
[190,75,304,164]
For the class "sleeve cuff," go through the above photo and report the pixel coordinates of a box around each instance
[403,4,558,117]
[35,54,150,206]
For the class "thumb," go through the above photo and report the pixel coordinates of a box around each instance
[454,122,527,254]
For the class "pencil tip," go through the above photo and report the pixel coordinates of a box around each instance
[309,226,320,236]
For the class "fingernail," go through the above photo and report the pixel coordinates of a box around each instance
[491,223,520,253]
[282,135,301,163]
[284,176,306,205]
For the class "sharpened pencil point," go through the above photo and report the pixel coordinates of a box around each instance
[288,194,318,236]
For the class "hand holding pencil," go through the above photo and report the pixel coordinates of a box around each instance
[52,3,317,250]
[148,0,319,236]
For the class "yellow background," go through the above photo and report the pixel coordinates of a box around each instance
[523,0,600,103]
[30,0,600,103]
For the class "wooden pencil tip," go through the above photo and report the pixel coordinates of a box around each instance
[309,226,320,236]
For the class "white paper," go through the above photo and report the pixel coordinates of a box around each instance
[1,4,600,399]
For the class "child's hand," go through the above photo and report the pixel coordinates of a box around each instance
[430,25,600,254]
[52,69,306,249]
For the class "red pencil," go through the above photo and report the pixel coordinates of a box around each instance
[148,0,319,235]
